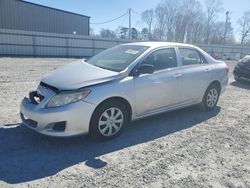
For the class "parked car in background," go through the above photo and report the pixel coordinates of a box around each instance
[234,55,250,82]
[20,42,228,140]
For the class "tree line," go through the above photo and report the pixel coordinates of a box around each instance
[91,0,250,45]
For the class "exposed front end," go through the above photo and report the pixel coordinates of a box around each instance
[20,83,96,137]
[234,64,250,82]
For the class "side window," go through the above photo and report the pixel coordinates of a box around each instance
[142,48,177,71]
[179,48,204,66]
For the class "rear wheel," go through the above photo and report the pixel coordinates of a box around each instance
[89,100,128,141]
[200,84,220,111]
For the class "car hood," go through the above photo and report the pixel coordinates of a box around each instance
[239,61,250,69]
[41,60,120,90]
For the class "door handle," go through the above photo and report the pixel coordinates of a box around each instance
[173,73,182,78]
[205,68,210,72]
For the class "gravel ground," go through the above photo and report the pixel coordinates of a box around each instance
[0,58,249,188]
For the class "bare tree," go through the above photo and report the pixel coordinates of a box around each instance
[131,28,139,40]
[95,0,240,45]
[100,29,117,39]
[175,0,203,42]
[141,28,149,40]
[188,1,205,42]
[224,21,235,44]
[238,11,250,45]
[162,0,180,41]
[210,21,226,44]
[120,27,129,39]
[204,0,223,44]
[186,11,205,44]
[153,0,206,43]
[152,0,180,41]
[154,3,166,40]
[141,9,154,40]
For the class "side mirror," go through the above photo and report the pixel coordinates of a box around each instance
[134,64,154,76]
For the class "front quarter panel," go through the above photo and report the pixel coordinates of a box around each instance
[83,76,136,118]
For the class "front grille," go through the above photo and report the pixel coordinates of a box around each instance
[234,67,250,79]
[40,82,59,93]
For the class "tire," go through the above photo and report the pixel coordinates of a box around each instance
[200,83,220,111]
[89,100,128,141]
[234,75,242,82]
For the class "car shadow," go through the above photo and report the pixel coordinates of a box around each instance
[231,81,250,90]
[0,106,220,184]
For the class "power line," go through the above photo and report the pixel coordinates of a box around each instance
[90,11,128,25]
[131,9,141,16]
[119,12,129,27]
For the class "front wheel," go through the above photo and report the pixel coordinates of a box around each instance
[200,84,220,111]
[89,100,128,141]
[234,75,242,82]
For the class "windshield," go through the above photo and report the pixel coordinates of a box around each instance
[87,45,148,72]
[241,56,250,65]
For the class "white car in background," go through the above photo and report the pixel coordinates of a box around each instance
[20,42,228,140]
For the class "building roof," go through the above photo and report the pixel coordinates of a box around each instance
[18,0,90,19]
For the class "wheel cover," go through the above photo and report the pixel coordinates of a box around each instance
[206,88,218,108]
[98,107,124,137]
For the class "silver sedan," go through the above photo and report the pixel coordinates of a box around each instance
[20,42,228,140]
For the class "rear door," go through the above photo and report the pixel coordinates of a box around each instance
[178,48,211,103]
[134,47,183,116]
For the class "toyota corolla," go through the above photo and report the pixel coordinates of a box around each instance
[20,42,228,140]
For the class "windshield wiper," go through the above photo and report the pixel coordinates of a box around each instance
[93,65,121,72]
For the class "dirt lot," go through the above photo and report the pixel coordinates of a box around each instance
[0,58,249,188]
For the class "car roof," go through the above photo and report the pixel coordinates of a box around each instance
[122,42,198,49]
[121,41,216,62]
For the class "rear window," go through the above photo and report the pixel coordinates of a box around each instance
[179,48,206,66]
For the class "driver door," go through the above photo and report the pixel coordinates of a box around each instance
[134,47,183,117]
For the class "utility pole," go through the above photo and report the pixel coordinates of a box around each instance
[224,11,230,45]
[128,8,131,40]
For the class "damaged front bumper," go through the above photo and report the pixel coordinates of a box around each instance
[20,84,96,137]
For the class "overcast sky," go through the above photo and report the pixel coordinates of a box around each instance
[26,0,250,40]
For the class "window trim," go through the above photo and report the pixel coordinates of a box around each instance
[130,47,180,75]
[178,47,208,67]
[198,51,208,64]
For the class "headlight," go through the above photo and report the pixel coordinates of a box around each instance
[46,90,90,108]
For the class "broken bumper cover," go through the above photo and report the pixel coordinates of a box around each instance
[234,67,250,82]
[20,97,96,137]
